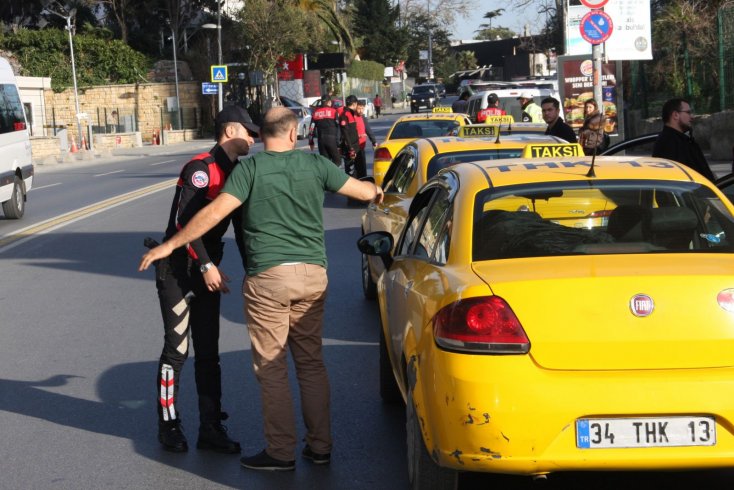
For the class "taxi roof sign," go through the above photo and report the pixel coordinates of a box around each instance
[522,143,584,159]
[485,115,515,124]
[432,106,453,113]
[458,125,499,137]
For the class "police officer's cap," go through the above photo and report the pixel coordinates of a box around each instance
[215,105,260,138]
[321,94,331,102]
[487,93,499,105]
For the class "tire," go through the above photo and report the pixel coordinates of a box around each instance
[2,175,25,219]
[407,390,458,490]
[379,323,402,403]
[361,252,377,300]
[297,124,306,140]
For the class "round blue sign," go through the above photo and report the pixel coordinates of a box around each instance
[579,11,614,45]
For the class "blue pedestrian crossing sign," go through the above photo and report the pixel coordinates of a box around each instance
[211,65,228,83]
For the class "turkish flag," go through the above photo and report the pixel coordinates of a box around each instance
[277,54,304,80]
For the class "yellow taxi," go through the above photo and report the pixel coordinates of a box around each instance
[358,156,734,488]
[361,130,582,299]
[373,112,472,186]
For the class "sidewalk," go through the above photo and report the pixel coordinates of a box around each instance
[34,139,214,170]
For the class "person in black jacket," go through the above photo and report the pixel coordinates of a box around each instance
[652,98,715,181]
[308,95,340,165]
[153,106,258,454]
[541,97,577,143]
[339,95,360,174]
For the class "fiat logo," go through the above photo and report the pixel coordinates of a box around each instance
[630,294,654,317]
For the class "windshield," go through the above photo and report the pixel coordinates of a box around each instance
[472,180,734,260]
[412,86,436,95]
[389,120,460,139]
[427,149,523,179]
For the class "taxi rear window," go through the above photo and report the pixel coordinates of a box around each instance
[472,180,734,261]
[427,149,522,179]
[390,120,460,139]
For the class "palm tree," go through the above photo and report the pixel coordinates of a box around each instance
[297,0,354,54]
[478,8,505,31]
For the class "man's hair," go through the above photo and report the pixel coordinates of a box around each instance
[216,121,239,141]
[356,99,366,106]
[261,107,297,138]
[662,97,689,123]
[541,97,560,109]
[345,95,358,106]
[460,91,470,100]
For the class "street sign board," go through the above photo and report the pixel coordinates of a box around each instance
[202,82,219,95]
[580,0,609,8]
[580,11,613,45]
[211,65,228,83]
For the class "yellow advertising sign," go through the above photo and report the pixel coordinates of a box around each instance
[432,106,453,113]
[458,125,499,137]
[522,144,584,158]
[485,115,515,124]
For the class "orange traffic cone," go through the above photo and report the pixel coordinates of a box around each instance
[81,134,87,150]
[70,138,78,153]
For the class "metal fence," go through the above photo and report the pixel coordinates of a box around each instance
[629,5,734,118]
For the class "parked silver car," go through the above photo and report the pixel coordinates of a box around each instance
[288,106,313,139]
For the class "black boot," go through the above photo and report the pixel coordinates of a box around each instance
[158,420,188,452]
[197,413,240,454]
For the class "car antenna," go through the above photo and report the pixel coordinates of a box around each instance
[494,123,502,144]
[586,112,605,178]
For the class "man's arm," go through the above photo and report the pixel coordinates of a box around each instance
[336,177,384,203]
[139,193,242,271]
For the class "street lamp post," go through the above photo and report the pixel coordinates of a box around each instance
[427,0,433,82]
[202,14,223,111]
[170,24,182,129]
[42,2,83,149]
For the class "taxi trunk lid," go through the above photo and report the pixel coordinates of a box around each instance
[472,254,734,370]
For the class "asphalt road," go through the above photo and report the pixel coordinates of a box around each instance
[2,112,734,489]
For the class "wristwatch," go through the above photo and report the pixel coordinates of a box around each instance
[199,262,214,273]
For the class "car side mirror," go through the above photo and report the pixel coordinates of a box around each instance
[357,231,394,269]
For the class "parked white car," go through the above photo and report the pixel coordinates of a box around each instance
[358,98,376,118]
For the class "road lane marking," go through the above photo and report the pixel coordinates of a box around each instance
[0,178,176,252]
[29,183,62,192]
[94,169,125,177]
[150,159,177,166]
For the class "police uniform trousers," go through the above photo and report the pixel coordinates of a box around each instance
[156,246,224,425]
[317,135,341,166]
[243,263,332,461]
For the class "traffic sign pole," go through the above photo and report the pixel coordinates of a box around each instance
[579,9,613,129]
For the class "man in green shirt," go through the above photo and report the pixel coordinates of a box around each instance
[139,107,383,471]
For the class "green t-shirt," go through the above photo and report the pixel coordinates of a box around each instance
[223,149,349,276]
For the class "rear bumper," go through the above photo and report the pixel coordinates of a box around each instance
[413,344,734,475]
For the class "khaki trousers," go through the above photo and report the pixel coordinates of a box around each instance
[243,263,331,460]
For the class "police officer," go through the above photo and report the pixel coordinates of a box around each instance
[340,95,360,175]
[476,93,506,123]
[309,95,340,166]
[153,106,258,453]
[518,92,543,123]
[354,99,377,179]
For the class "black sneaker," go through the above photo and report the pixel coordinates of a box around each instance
[197,422,241,454]
[158,420,188,453]
[302,445,330,465]
[240,449,295,471]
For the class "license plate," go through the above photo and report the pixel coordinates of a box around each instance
[576,416,716,449]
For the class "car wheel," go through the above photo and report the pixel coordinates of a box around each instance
[362,252,377,300]
[380,321,402,403]
[407,389,458,490]
[2,175,25,219]
[297,124,305,140]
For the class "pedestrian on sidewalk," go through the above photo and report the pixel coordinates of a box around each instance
[652,98,715,181]
[542,97,577,143]
[373,94,382,118]
[150,106,258,454]
[139,107,384,471]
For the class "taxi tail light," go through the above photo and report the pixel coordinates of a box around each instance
[587,209,613,218]
[374,147,392,161]
[433,296,529,354]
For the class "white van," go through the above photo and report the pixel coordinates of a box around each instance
[0,57,33,219]
[467,87,563,124]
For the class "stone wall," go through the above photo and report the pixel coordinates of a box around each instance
[93,132,143,151]
[44,81,213,144]
[30,136,64,163]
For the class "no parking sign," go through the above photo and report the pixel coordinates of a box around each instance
[579,10,613,45]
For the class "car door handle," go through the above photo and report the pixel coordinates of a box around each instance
[404,280,413,296]
[382,208,390,215]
